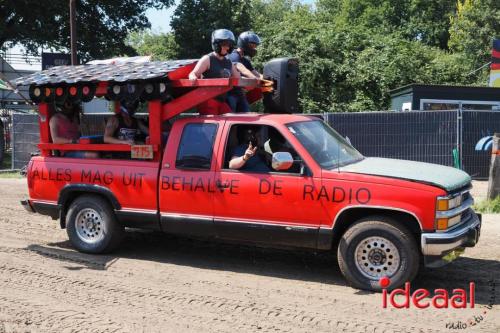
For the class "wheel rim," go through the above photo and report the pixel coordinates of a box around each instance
[354,236,401,279]
[75,208,105,244]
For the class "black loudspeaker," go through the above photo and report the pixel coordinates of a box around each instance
[263,57,299,113]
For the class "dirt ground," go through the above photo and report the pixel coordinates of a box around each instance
[0,178,498,332]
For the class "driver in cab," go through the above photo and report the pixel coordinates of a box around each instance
[229,126,270,172]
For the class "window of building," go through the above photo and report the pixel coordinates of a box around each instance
[421,99,500,111]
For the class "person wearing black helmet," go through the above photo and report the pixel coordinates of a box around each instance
[189,29,241,115]
[227,31,263,113]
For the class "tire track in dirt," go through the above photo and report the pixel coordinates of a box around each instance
[0,258,447,333]
[0,234,496,332]
[1,179,499,332]
[0,294,126,332]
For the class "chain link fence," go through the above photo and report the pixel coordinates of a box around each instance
[325,109,500,179]
[11,113,38,169]
[8,109,500,178]
[325,111,458,168]
[0,109,15,169]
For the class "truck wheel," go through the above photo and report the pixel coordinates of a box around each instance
[337,216,419,291]
[66,195,124,254]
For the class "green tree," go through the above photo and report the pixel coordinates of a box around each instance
[252,0,477,112]
[317,0,457,49]
[171,0,253,58]
[449,0,500,84]
[128,31,179,60]
[0,0,174,62]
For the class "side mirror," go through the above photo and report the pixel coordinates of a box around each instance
[272,152,293,171]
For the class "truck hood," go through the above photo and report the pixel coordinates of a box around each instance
[336,157,470,192]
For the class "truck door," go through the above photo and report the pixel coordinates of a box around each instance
[212,123,326,248]
[158,119,221,238]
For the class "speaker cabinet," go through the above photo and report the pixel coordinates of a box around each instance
[263,57,299,113]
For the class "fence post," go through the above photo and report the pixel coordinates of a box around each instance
[453,107,462,169]
[11,112,14,170]
[487,133,500,199]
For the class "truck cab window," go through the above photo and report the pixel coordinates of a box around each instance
[224,124,301,173]
[176,123,217,170]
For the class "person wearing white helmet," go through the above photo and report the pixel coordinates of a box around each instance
[189,29,241,115]
[227,31,263,113]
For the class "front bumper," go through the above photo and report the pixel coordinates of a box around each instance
[421,209,481,267]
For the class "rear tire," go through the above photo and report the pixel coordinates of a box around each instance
[66,194,124,253]
[337,216,419,291]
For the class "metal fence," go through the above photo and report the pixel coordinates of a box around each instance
[0,109,13,152]
[325,109,500,179]
[8,109,500,178]
[325,111,458,168]
[462,110,500,178]
[11,113,38,169]
[9,113,110,169]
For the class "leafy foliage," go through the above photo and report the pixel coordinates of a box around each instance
[246,0,498,112]
[474,196,500,213]
[11,0,488,112]
[449,0,500,84]
[170,0,253,58]
[127,31,179,61]
[124,0,500,112]
[0,0,174,62]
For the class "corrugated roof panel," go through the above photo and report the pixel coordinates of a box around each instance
[12,59,198,87]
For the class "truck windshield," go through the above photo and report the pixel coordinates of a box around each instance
[286,120,364,169]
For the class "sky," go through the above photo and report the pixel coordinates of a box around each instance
[145,6,176,33]
[147,0,316,32]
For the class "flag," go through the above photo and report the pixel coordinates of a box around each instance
[489,39,500,87]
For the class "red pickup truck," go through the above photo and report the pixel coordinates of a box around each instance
[16,59,481,291]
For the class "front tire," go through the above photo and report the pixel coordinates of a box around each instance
[337,216,419,291]
[66,195,124,253]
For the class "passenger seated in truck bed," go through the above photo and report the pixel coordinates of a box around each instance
[104,100,149,145]
[49,101,98,158]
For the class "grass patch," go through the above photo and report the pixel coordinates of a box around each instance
[0,171,22,179]
[1,151,12,169]
[473,196,500,214]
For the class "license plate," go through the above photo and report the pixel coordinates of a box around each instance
[131,145,153,159]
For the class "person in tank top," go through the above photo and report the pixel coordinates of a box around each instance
[104,100,149,145]
[189,29,240,115]
[49,101,98,158]
[227,31,263,113]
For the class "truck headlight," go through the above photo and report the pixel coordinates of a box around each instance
[435,189,472,231]
[436,195,462,211]
[436,214,462,230]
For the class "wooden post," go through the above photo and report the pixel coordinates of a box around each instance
[69,0,77,65]
[487,133,500,199]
